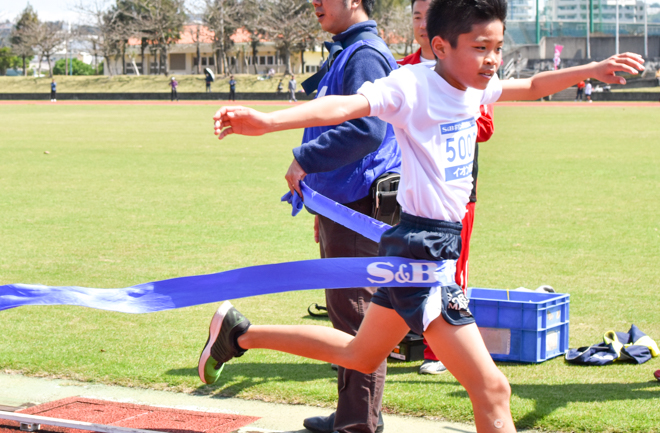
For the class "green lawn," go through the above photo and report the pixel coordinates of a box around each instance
[0,103,659,432]
[0,74,313,93]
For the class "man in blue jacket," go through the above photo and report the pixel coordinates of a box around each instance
[284,1,400,432]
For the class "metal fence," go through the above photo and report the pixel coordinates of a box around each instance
[505,20,660,46]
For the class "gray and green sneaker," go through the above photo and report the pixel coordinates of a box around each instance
[198,301,251,384]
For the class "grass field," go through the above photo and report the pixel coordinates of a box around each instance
[0,74,314,94]
[1,103,659,432]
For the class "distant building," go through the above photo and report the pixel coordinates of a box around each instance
[508,0,536,21]
[104,24,324,76]
[548,0,646,23]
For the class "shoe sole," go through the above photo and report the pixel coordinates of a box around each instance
[198,301,233,384]
[419,369,447,375]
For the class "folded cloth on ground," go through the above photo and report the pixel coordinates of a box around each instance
[565,324,659,365]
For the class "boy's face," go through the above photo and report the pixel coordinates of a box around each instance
[412,0,430,53]
[432,19,503,91]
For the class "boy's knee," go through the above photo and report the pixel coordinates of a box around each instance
[481,373,511,402]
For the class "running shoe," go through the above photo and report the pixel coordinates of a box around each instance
[198,301,251,384]
[418,359,447,375]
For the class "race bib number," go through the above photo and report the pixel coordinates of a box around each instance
[440,118,477,182]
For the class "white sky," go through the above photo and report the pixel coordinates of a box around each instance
[1,0,82,23]
[0,1,196,23]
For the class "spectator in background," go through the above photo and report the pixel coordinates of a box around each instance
[288,75,297,103]
[228,75,236,101]
[50,79,57,102]
[585,79,593,103]
[170,77,179,102]
[575,80,585,101]
[396,0,495,376]
[277,79,284,98]
[655,67,660,86]
[205,71,213,93]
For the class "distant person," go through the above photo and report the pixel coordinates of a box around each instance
[575,80,585,101]
[205,72,213,93]
[50,79,56,102]
[585,79,593,103]
[288,75,297,103]
[228,75,236,101]
[277,79,284,98]
[170,77,179,102]
[655,68,660,86]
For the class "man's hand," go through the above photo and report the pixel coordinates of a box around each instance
[589,53,645,85]
[213,106,272,140]
[314,215,320,244]
[285,158,307,197]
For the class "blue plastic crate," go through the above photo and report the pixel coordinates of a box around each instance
[467,288,570,363]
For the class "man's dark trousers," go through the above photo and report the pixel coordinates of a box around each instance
[318,194,386,433]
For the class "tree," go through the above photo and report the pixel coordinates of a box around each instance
[31,21,66,77]
[292,7,325,75]
[140,0,187,75]
[376,3,414,56]
[239,0,267,74]
[53,57,96,75]
[76,1,124,76]
[10,4,38,76]
[203,0,241,76]
[112,0,141,75]
[260,0,320,75]
[0,47,22,76]
[114,0,155,75]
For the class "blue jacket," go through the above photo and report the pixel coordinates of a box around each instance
[293,21,401,204]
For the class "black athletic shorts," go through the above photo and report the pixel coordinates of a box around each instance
[371,212,475,335]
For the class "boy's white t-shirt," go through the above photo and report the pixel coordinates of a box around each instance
[358,64,502,222]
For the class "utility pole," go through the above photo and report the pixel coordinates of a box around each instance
[65,24,69,76]
[644,0,648,57]
[536,0,540,44]
[586,0,591,59]
[615,0,619,54]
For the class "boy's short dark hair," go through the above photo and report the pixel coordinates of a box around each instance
[426,0,507,48]
[361,0,375,16]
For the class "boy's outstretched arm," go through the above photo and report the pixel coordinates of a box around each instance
[213,94,371,140]
[499,53,645,101]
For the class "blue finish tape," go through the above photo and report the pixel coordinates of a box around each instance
[282,182,391,243]
[0,257,456,314]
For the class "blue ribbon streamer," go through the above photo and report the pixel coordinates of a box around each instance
[0,257,456,314]
[1,185,456,314]
[281,182,391,243]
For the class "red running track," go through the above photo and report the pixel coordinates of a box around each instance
[0,397,259,433]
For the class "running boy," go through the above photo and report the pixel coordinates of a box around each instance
[201,0,643,431]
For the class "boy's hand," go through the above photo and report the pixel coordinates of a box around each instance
[213,106,272,140]
[589,53,645,85]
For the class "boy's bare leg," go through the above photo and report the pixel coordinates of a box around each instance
[424,319,516,433]
[238,303,410,373]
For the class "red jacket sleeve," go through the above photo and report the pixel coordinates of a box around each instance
[476,104,494,143]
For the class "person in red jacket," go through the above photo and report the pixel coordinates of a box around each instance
[398,0,495,375]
